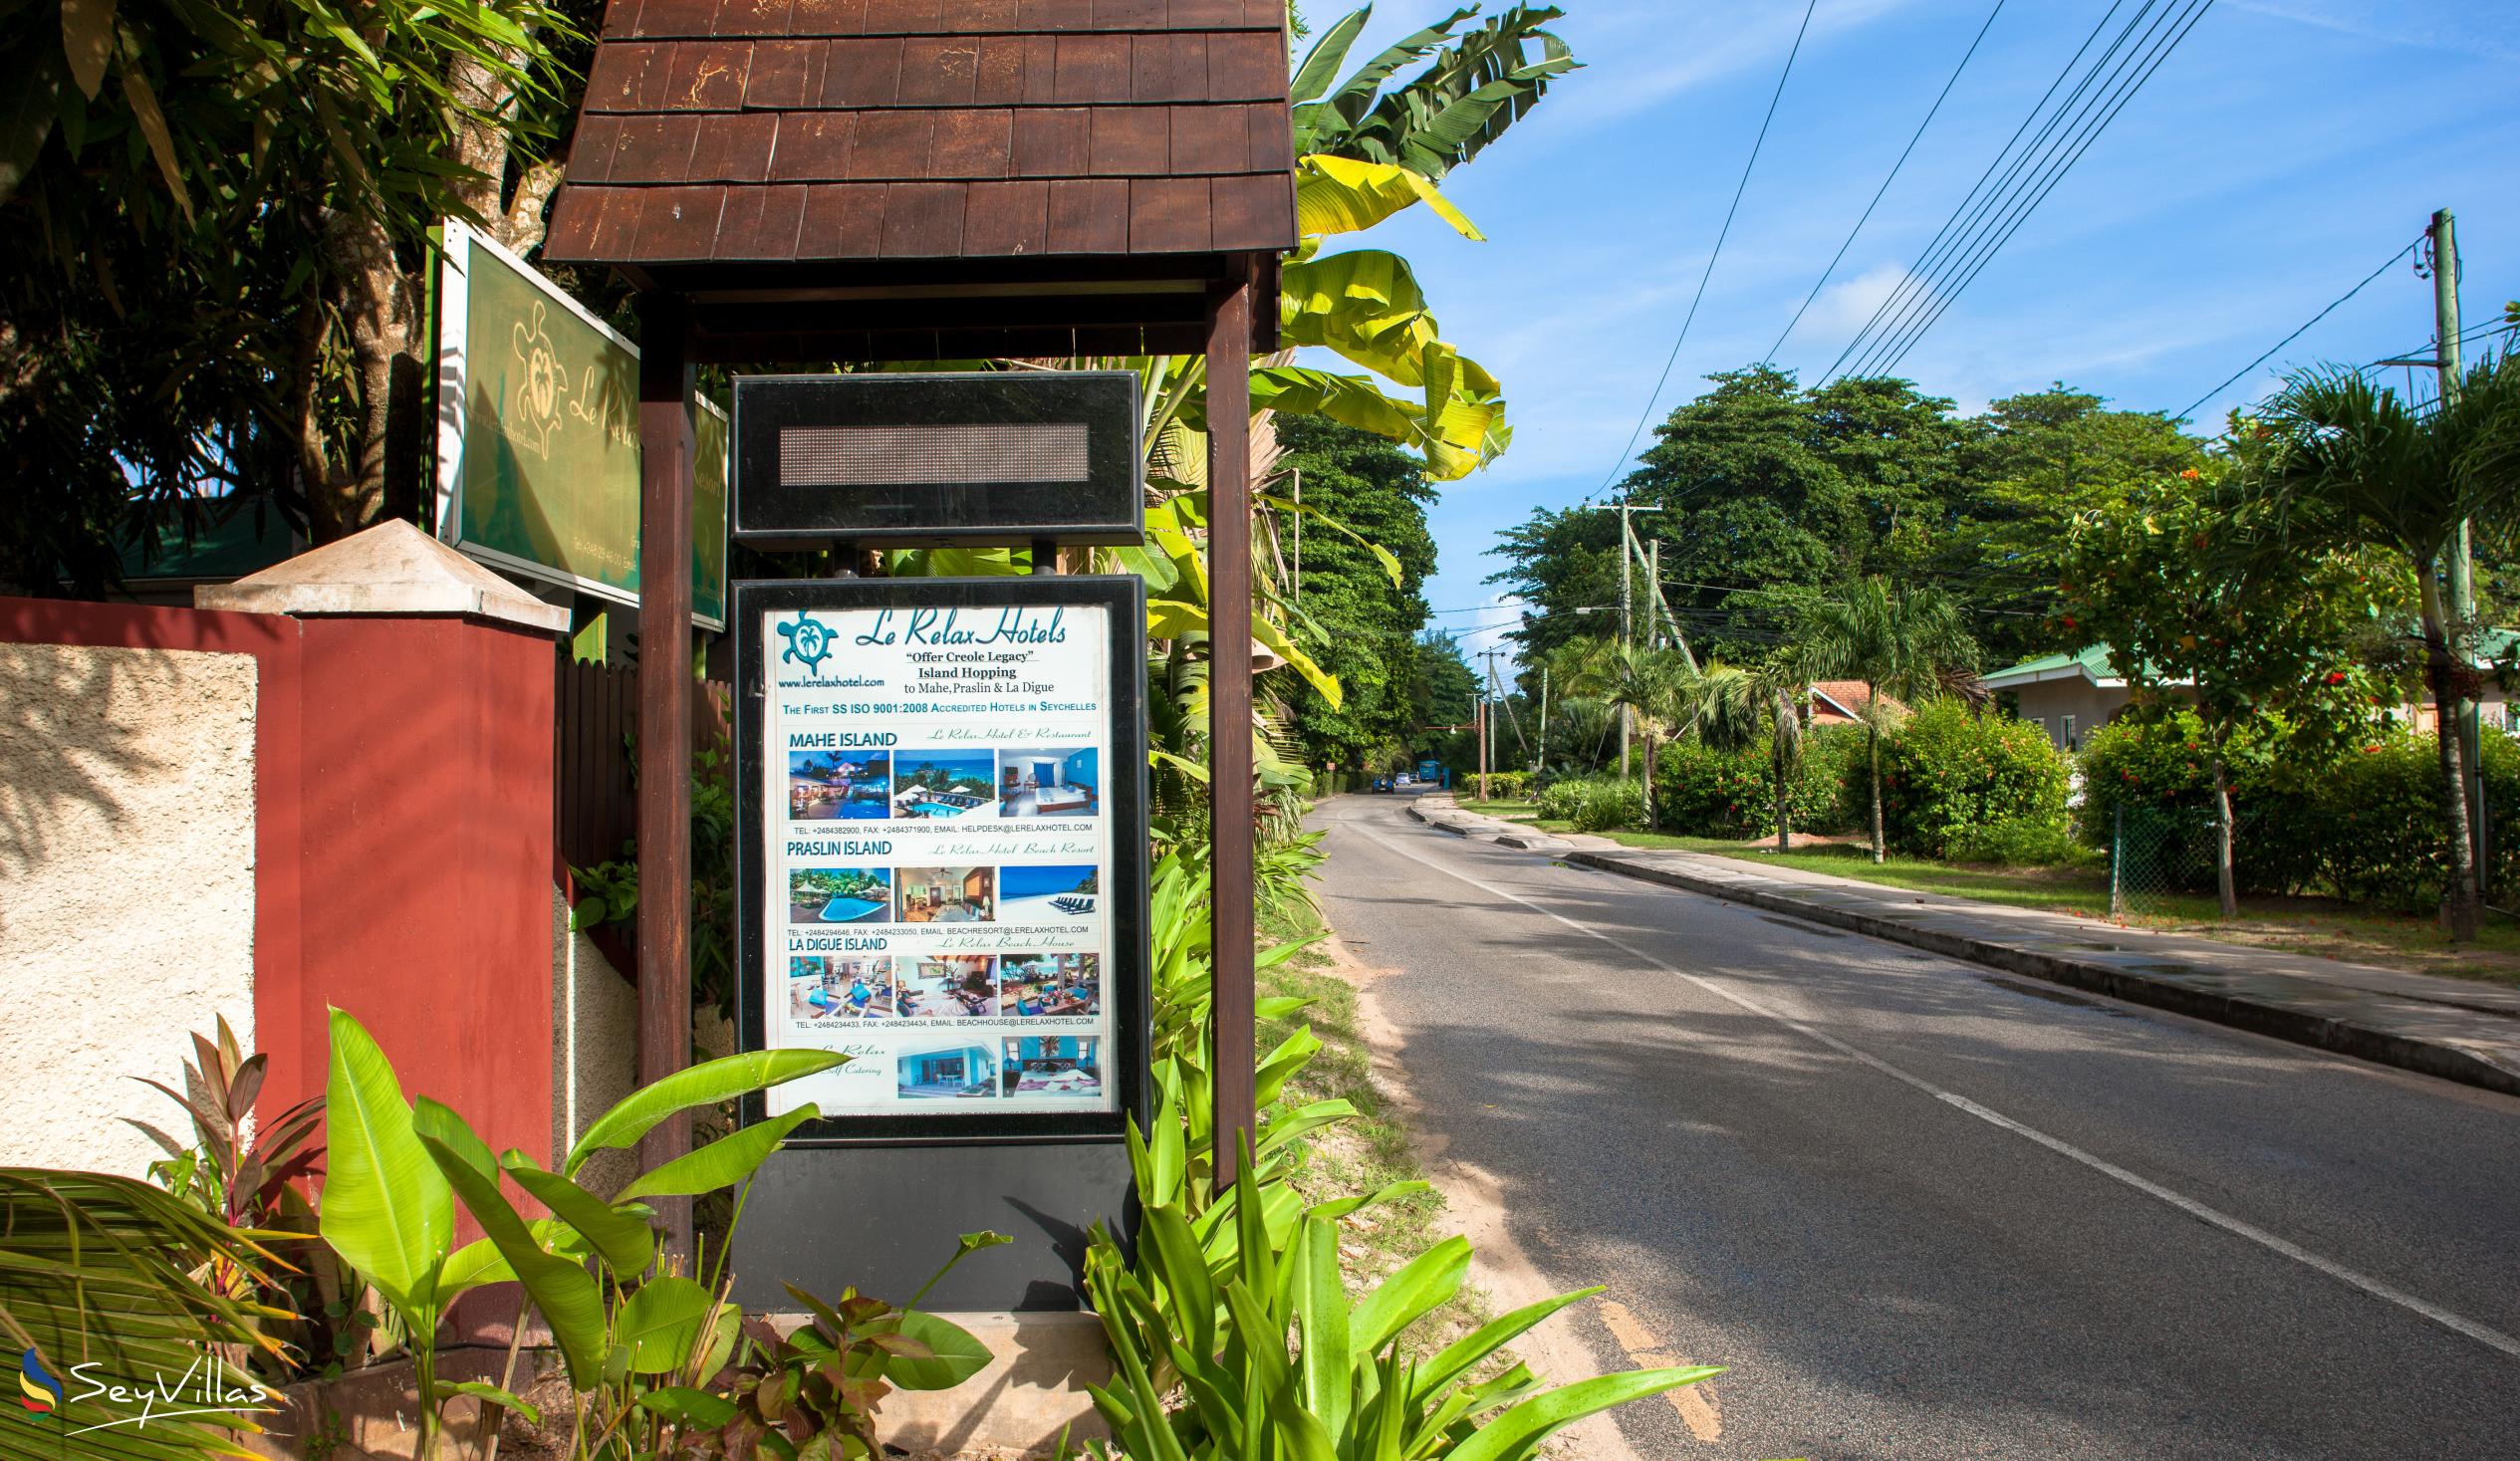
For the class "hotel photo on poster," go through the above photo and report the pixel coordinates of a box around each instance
[756,595,1119,1119]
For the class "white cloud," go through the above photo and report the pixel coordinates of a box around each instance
[1801,262,1920,340]
[2224,0,2520,62]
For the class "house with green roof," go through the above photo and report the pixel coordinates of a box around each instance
[1981,638,2517,752]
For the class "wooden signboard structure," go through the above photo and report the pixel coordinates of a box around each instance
[543,0,1295,1306]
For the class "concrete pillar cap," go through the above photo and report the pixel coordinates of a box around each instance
[196,520,571,634]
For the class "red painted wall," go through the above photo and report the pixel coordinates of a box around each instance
[0,598,559,1176]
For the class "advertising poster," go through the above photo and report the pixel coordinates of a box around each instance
[757,596,1120,1119]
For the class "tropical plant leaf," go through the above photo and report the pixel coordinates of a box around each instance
[567,1050,844,1175]
[318,1009,449,1318]
[413,1107,606,1386]
[442,1380,540,1425]
[612,1104,819,1202]
[60,0,117,99]
[616,1275,713,1374]
[503,1158,656,1277]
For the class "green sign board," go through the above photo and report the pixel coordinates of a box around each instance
[434,219,727,628]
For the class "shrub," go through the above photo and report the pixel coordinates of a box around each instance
[1799,722,1871,835]
[1537,775,1645,832]
[1944,815,2101,868]
[1874,699,2072,858]
[1653,739,1774,837]
[1469,769,1531,801]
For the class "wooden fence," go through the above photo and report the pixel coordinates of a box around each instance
[554,656,733,976]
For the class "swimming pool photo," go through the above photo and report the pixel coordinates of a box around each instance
[788,866,891,924]
[789,750,891,822]
[890,750,998,819]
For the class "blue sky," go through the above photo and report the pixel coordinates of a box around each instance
[1312,1,2520,670]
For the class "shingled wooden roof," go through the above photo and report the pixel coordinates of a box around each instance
[543,0,1298,268]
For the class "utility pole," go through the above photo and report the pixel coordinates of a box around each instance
[2431,208,2487,893]
[1645,538,1661,650]
[1475,690,1489,803]
[1535,664,1551,776]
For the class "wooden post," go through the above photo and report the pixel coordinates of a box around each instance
[635,291,695,1248]
[1206,264,1257,1184]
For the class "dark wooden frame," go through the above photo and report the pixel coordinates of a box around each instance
[731,573,1153,1145]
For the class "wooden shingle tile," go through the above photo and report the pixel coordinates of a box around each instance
[687,112,780,180]
[585,42,670,112]
[543,184,607,257]
[1168,104,1243,173]
[715,183,808,257]
[783,0,864,35]
[662,42,753,111]
[1129,176,1210,252]
[961,178,1050,254]
[1206,30,1281,99]
[1165,0,1241,25]
[1244,101,1292,172]
[713,0,792,37]
[944,0,1020,31]
[858,0,939,33]
[743,39,827,109]
[1018,0,1093,30]
[1047,177,1128,253]
[1052,33,1131,103]
[1010,108,1088,176]
[768,112,857,178]
[801,182,889,254]
[629,0,721,38]
[1093,0,1165,26]
[1132,32,1208,103]
[848,110,935,178]
[1239,0,1281,23]
[1208,172,1290,249]
[822,37,904,107]
[880,181,967,255]
[897,37,982,105]
[608,114,704,182]
[633,185,729,259]
[602,0,646,38]
[563,115,627,183]
[1017,34,1060,104]
[1088,106,1166,175]
[973,35,1029,104]
[931,109,1013,177]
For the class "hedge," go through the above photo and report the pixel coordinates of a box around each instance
[1651,736,1847,840]
[1872,699,2073,859]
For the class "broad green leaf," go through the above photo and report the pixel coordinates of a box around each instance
[567,1050,844,1175]
[1291,6,1374,104]
[436,1237,513,1298]
[614,1104,819,1202]
[441,1380,538,1426]
[504,1158,655,1277]
[1295,1219,1355,1441]
[317,1009,449,1319]
[1414,1288,1600,1401]
[411,1097,497,1184]
[616,1276,713,1375]
[414,1115,606,1387]
[1295,154,1484,240]
[1352,1234,1469,1354]
[634,1386,739,1428]
[861,1309,992,1391]
[1444,1365,1726,1461]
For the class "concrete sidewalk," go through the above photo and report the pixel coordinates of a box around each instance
[1402,793,2520,1098]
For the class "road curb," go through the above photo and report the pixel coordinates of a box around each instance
[1560,849,2520,1099]
[1396,794,2520,1098]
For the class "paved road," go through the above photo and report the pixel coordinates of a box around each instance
[1312,794,2520,1460]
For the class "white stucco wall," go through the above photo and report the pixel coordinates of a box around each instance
[552,886,639,1199]
[0,642,257,1174]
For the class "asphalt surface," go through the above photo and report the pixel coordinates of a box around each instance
[1312,793,2520,1460]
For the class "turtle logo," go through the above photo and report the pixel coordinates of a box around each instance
[778,612,835,674]
[16,1348,61,1417]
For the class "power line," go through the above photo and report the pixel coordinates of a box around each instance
[1853,0,2216,382]
[1582,0,1821,506]
[1822,0,2135,382]
[1767,0,2010,365]
[1868,0,2215,379]
[2174,239,2419,421]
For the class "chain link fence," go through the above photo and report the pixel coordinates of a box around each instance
[2107,804,2229,919]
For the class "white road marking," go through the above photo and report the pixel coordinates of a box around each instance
[1344,811,2520,1365]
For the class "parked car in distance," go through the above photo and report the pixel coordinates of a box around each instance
[1372,776,1392,793]
[1394,773,1414,788]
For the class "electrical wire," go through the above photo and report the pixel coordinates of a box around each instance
[1821,0,2134,383]
[2174,239,2419,421]
[1580,0,1822,508]
[1766,0,2010,365]
[1854,0,2217,382]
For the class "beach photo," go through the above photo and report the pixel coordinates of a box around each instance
[1002,1035,1103,1098]
[898,865,995,923]
[788,866,891,924]
[998,863,1098,920]
[788,749,891,821]
[998,953,1101,1018]
[890,751,999,819]
[998,747,1098,817]
[895,1039,999,1099]
[897,955,997,1019]
[789,955,893,1021]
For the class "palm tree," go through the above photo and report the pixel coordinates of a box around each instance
[2248,355,2520,940]
[1573,645,1692,830]
[1752,656,1808,854]
[1794,578,1977,862]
